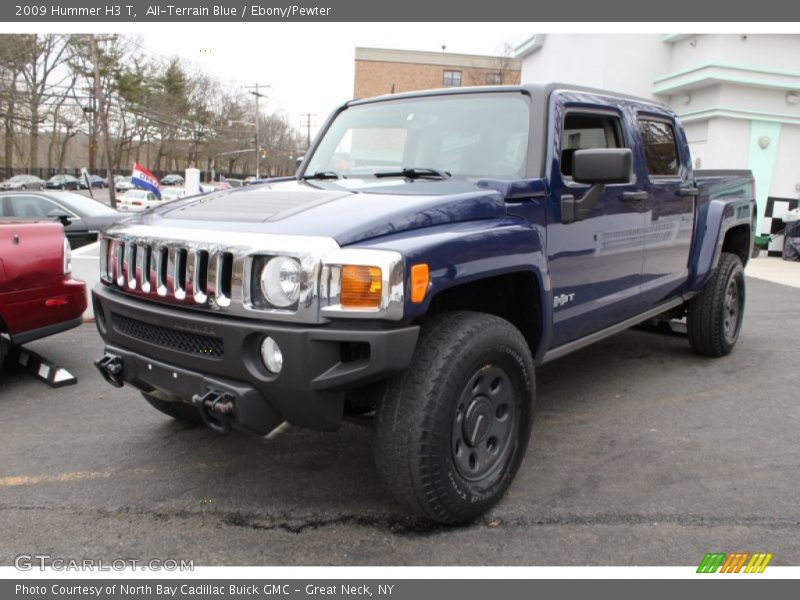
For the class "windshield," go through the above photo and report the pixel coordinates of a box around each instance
[57,193,118,216]
[305,93,530,180]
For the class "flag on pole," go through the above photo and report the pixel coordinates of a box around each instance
[131,163,161,199]
[219,174,232,190]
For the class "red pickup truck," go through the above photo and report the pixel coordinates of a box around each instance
[0,220,86,369]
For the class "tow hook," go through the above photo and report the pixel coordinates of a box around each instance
[94,353,124,388]
[192,389,236,434]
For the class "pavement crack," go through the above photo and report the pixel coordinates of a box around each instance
[1,503,798,535]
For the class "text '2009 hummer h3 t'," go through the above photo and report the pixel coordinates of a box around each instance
[94,84,756,524]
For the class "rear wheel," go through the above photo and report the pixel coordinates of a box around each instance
[142,391,203,425]
[374,311,535,524]
[687,252,745,356]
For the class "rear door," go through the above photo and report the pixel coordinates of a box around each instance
[635,114,695,305]
[546,93,647,348]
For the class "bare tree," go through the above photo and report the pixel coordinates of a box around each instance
[0,36,28,175]
[17,34,73,170]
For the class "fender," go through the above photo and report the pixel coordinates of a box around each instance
[350,218,553,361]
[687,180,756,293]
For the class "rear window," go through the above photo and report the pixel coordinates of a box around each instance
[638,119,679,176]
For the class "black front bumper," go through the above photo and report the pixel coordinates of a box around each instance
[92,284,419,434]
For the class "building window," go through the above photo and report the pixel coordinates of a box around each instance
[486,72,503,85]
[442,70,462,87]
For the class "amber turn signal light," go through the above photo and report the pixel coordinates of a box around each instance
[341,265,382,308]
[410,263,429,304]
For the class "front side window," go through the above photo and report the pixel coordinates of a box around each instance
[9,195,61,218]
[638,119,679,176]
[305,93,530,179]
[442,70,462,87]
[560,113,623,177]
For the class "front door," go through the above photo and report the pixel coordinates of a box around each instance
[546,97,647,348]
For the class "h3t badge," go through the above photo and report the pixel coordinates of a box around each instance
[553,292,576,308]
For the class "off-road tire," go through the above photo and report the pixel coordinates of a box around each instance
[142,391,203,425]
[687,252,745,357]
[374,311,535,524]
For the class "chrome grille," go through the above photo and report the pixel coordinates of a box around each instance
[98,225,341,323]
[101,237,236,310]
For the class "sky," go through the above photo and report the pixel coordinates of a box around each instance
[136,23,533,139]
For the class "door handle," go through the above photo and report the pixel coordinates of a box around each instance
[622,191,648,202]
[678,186,699,197]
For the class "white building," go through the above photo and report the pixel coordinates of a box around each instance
[515,34,800,250]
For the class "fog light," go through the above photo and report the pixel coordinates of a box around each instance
[260,336,283,374]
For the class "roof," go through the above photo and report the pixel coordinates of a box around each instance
[348,82,669,110]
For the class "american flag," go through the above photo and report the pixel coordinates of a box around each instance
[219,174,232,190]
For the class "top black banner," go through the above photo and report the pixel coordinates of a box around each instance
[3,0,800,22]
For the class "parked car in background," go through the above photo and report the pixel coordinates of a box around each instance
[243,176,262,185]
[0,174,46,191]
[0,191,123,249]
[0,220,86,370]
[116,189,162,212]
[115,176,137,193]
[161,174,184,186]
[79,174,106,189]
[46,174,81,191]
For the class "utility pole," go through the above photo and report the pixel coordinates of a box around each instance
[245,83,270,179]
[299,113,317,150]
[89,34,117,208]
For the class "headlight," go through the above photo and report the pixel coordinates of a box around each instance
[63,236,72,274]
[259,256,301,308]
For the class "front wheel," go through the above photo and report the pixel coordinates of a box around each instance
[687,252,745,357]
[374,311,535,524]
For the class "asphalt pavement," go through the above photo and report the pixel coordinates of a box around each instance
[0,277,798,566]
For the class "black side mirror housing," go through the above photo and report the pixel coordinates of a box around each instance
[47,209,72,227]
[572,148,632,184]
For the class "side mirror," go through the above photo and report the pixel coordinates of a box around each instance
[47,209,72,227]
[572,148,632,184]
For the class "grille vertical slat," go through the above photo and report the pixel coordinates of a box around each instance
[156,246,168,297]
[190,250,208,304]
[216,253,232,308]
[115,241,125,287]
[138,245,151,293]
[173,248,187,300]
[99,238,110,282]
[125,243,137,289]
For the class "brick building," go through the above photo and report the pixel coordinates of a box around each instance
[353,47,521,99]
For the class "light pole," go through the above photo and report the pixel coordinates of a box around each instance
[245,83,270,179]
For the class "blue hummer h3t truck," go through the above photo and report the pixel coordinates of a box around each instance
[94,83,756,524]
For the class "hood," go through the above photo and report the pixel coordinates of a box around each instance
[135,178,509,246]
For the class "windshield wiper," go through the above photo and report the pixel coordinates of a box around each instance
[373,167,451,180]
[302,170,343,180]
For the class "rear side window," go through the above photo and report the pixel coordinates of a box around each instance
[638,119,679,176]
[560,113,623,177]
